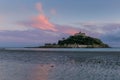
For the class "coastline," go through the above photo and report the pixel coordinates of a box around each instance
[26,44,110,48]
[4,47,120,53]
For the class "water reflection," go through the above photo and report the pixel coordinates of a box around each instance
[32,64,55,80]
[0,61,56,80]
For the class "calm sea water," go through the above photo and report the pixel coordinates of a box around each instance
[5,47,120,51]
[0,48,120,80]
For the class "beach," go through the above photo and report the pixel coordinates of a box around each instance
[0,48,120,80]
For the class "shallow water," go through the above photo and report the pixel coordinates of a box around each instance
[0,48,120,80]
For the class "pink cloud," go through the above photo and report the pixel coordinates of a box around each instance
[28,2,58,32]
[55,25,80,35]
[18,2,81,35]
[31,14,58,32]
[34,3,79,34]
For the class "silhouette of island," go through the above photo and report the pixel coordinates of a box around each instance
[38,32,109,48]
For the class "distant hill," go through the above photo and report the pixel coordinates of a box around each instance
[39,32,109,48]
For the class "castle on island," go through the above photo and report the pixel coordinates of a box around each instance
[74,32,86,36]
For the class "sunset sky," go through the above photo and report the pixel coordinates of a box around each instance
[0,0,120,47]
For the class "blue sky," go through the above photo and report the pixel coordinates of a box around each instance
[0,0,120,47]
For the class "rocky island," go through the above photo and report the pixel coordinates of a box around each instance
[39,32,109,48]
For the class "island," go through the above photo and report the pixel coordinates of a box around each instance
[38,32,109,48]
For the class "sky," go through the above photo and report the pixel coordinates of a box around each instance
[0,0,120,47]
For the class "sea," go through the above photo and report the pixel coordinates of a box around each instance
[0,48,120,80]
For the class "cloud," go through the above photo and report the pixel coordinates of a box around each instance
[34,2,79,34]
[75,22,120,34]
[29,2,57,32]
[55,25,80,35]
[0,24,30,31]
[31,14,58,31]
[84,22,120,37]
[19,2,79,34]
[64,29,79,35]
[20,20,80,35]
[0,29,69,47]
